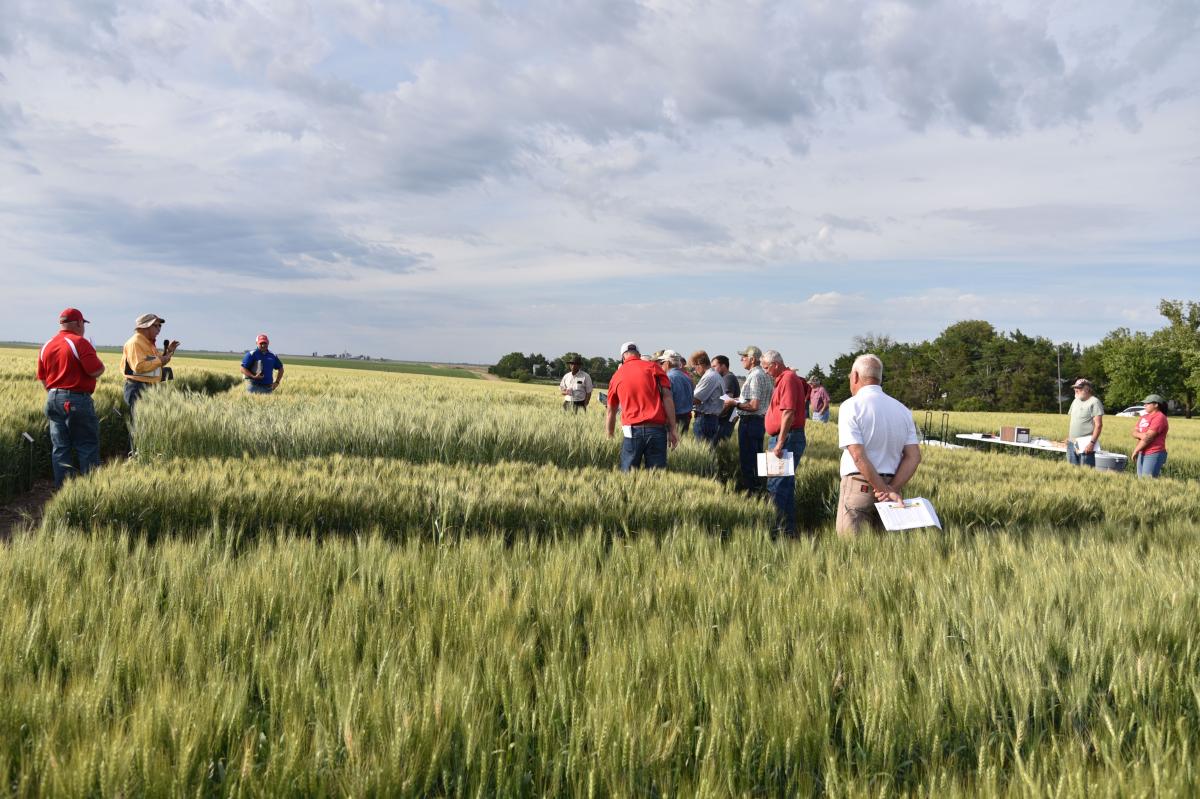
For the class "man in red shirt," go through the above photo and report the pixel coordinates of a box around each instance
[762,349,811,537]
[37,308,107,487]
[605,341,679,470]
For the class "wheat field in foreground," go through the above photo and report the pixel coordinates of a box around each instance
[2,345,1199,796]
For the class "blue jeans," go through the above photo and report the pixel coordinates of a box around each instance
[1136,451,1166,478]
[247,382,274,394]
[45,390,100,488]
[813,409,830,423]
[717,416,736,440]
[693,414,719,445]
[738,415,765,492]
[1066,445,1095,467]
[124,380,150,418]
[767,429,807,537]
[620,425,668,471]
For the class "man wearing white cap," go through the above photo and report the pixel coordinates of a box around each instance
[606,341,679,470]
[121,313,178,417]
[655,350,693,435]
[241,333,284,394]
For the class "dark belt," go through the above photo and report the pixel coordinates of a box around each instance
[848,472,894,482]
[631,422,665,428]
[697,412,720,418]
[48,388,89,396]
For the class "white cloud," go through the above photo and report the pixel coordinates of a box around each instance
[0,0,1196,365]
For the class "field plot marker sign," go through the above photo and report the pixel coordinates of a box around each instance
[875,498,941,531]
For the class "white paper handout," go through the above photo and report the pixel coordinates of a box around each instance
[622,425,633,438]
[1074,436,1095,454]
[719,393,738,403]
[874,498,941,531]
[757,451,794,477]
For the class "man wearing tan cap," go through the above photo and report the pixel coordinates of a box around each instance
[733,345,772,494]
[1065,377,1103,467]
[121,313,178,417]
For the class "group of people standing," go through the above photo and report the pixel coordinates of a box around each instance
[35,307,285,489]
[1066,377,1169,478]
[599,341,920,539]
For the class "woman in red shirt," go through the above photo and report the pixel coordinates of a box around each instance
[1131,394,1168,478]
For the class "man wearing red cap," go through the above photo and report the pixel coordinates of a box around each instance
[36,308,107,487]
[241,334,284,394]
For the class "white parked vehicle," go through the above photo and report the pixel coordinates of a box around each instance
[1116,405,1146,417]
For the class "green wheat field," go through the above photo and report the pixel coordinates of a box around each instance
[3,346,1200,796]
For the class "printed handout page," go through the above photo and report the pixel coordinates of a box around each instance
[874,498,942,531]
[756,451,794,477]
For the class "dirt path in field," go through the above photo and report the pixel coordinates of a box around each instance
[0,479,55,542]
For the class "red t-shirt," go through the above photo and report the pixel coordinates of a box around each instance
[1135,411,1168,455]
[608,357,671,426]
[765,369,810,436]
[37,332,105,393]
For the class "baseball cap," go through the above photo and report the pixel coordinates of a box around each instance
[59,308,89,323]
[257,333,270,345]
[568,356,581,364]
[135,313,165,329]
[1142,394,1166,405]
[1071,378,1091,389]
[657,349,680,363]
[619,341,638,357]
[738,345,762,358]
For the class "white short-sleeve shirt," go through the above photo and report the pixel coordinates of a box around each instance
[838,385,919,476]
[560,370,593,401]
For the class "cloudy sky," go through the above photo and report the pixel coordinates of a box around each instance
[1,0,1196,369]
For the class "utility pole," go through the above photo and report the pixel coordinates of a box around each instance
[1056,347,1063,414]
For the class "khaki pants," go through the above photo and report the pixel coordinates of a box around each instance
[836,475,886,537]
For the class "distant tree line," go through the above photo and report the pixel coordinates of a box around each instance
[489,299,1199,415]
[822,299,1198,416]
[489,352,620,384]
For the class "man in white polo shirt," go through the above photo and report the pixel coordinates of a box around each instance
[836,353,922,537]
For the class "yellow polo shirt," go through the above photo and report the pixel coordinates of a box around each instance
[122,333,163,384]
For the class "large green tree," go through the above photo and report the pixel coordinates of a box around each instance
[1097,328,1185,411]
[1155,299,1200,415]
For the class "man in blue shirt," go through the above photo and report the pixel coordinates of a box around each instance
[241,333,284,394]
[658,351,694,435]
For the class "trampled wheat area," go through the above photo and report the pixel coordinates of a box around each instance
[3,344,1200,795]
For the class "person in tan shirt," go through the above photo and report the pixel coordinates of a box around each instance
[121,313,178,417]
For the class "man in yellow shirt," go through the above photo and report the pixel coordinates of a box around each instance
[121,313,178,417]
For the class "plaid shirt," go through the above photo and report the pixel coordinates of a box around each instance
[740,366,773,417]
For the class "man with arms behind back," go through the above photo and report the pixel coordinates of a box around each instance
[836,354,922,537]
